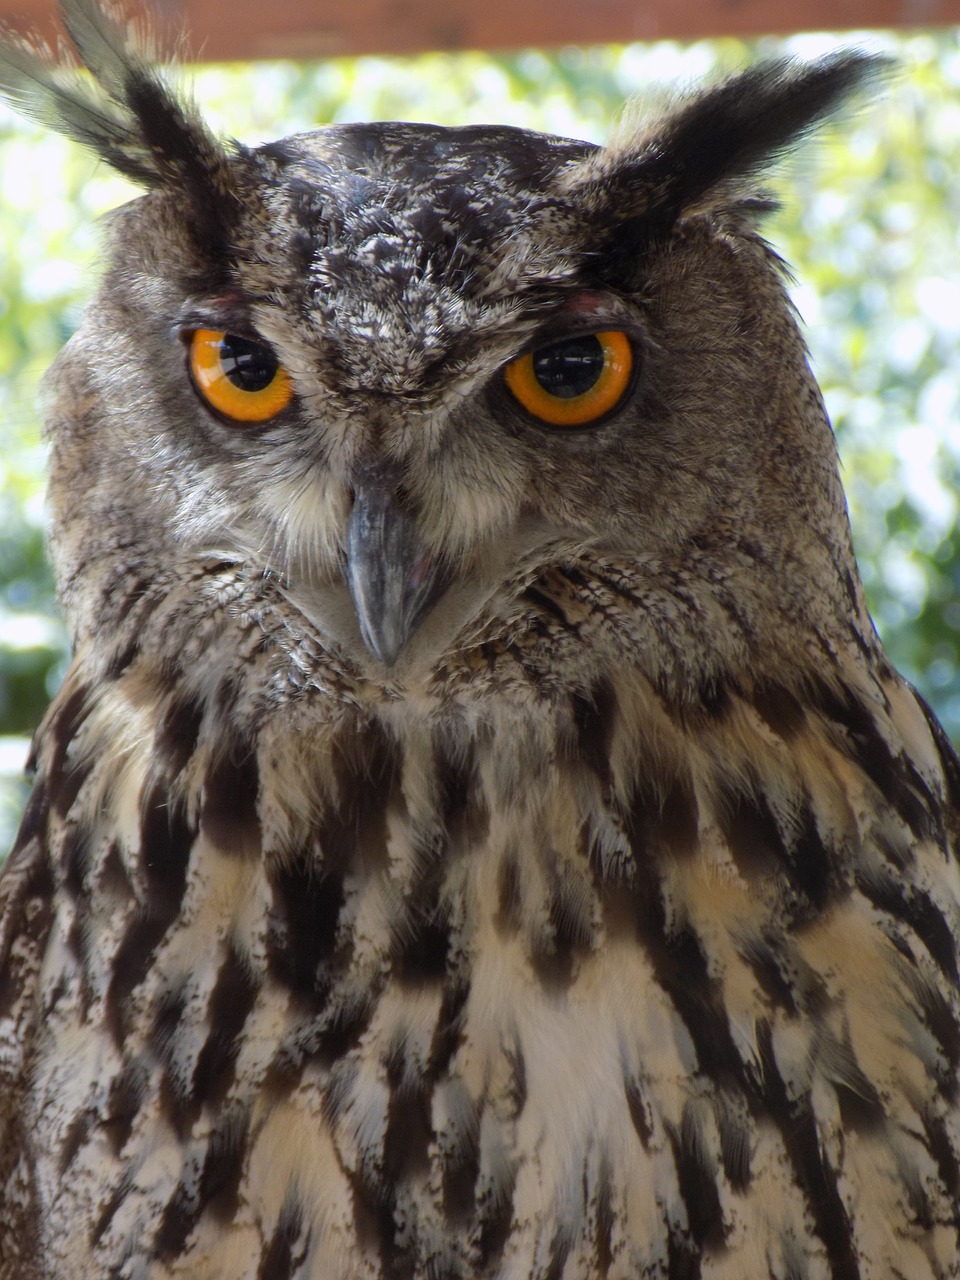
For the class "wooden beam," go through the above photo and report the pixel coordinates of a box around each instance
[3,0,959,62]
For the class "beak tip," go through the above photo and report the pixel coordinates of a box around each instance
[360,623,405,668]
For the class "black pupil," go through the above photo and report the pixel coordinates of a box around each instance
[532,335,605,399]
[219,335,277,392]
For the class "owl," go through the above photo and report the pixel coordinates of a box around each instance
[1,2,959,1278]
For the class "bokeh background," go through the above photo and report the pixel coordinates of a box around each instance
[2,30,959,849]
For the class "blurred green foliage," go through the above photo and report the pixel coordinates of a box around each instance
[1,31,959,849]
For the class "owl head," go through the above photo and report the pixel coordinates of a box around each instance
[0,1,886,704]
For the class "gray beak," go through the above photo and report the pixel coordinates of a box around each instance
[344,471,448,666]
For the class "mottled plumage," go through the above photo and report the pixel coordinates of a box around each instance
[1,4,959,1277]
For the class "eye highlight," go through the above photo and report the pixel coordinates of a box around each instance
[188,329,293,423]
[504,331,634,427]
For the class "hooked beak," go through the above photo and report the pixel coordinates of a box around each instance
[343,470,449,666]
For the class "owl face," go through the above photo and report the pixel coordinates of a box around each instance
[4,27,882,689]
[46,116,846,685]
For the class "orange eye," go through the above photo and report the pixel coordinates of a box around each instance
[188,329,293,423]
[504,330,634,427]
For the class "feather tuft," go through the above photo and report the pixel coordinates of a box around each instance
[0,0,239,253]
[560,51,892,244]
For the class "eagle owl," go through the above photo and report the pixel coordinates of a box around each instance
[1,2,959,1277]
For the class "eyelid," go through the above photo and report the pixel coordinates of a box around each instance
[518,313,643,355]
[177,315,256,344]
[176,291,258,337]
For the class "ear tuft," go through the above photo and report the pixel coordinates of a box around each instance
[560,50,891,240]
[0,0,239,253]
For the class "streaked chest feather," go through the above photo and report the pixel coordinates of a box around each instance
[7,641,960,1280]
